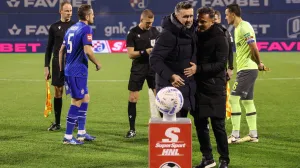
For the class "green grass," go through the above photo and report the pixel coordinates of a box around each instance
[0,53,299,168]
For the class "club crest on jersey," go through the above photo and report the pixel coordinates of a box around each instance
[130,0,148,11]
[87,34,92,42]
[81,89,85,95]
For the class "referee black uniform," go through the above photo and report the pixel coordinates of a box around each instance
[44,20,74,131]
[44,20,75,86]
[126,26,159,91]
[125,25,159,138]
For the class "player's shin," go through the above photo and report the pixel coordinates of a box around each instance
[241,100,257,137]
[65,105,79,139]
[229,95,242,137]
[78,102,88,135]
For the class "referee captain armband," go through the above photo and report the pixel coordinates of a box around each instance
[139,50,149,57]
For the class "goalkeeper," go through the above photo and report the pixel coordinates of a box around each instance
[225,4,269,144]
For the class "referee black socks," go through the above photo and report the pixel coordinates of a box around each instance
[54,97,62,125]
[128,102,137,131]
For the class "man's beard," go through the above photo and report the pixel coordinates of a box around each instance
[184,22,192,28]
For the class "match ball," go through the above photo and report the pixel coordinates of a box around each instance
[155,87,184,116]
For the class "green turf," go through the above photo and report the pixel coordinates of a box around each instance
[0,53,299,168]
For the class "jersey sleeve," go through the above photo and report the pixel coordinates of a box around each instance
[63,33,67,46]
[126,30,135,47]
[44,25,55,67]
[82,26,93,46]
[240,23,255,44]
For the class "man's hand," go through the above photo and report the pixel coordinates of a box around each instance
[44,67,51,80]
[171,74,185,88]
[258,62,270,71]
[96,63,102,71]
[184,62,197,77]
[146,48,153,55]
[227,69,233,80]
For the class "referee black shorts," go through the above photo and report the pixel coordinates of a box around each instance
[128,64,155,92]
[51,57,64,87]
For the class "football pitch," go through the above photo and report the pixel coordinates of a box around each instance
[0,52,299,168]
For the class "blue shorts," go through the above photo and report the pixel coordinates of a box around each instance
[65,76,88,99]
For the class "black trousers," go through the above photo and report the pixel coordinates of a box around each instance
[194,116,230,163]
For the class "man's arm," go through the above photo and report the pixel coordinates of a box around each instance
[44,25,54,80]
[249,42,261,64]
[84,45,101,70]
[44,25,54,67]
[226,31,234,70]
[58,44,65,72]
[126,30,152,59]
[241,24,265,70]
[196,36,228,73]
[249,42,266,70]
[82,26,101,70]
[127,47,152,59]
[149,31,176,81]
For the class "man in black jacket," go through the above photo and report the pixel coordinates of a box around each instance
[186,7,230,168]
[150,1,197,117]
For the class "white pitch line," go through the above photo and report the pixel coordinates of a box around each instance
[0,78,300,82]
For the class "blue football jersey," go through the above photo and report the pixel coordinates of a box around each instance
[63,21,93,78]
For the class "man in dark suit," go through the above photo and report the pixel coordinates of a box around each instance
[185,7,230,168]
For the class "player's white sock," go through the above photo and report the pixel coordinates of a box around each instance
[232,130,240,138]
[78,130,86,135]
[249,130,258,138]
[64,134,73,140]
[148,89,159,118]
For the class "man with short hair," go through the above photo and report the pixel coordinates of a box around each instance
[125,9,160,138]
[150,1,197,118]
[59,4,101,145]
[225,3,268,144]
[191,6,230,168]
[44,1,74,131]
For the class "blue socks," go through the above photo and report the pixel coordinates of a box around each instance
[78,102,88,131]
[65,105,79,135]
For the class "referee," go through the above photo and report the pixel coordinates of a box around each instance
[125,9,160,138]
[44,1,75,131]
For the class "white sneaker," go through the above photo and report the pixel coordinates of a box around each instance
[228,135,240,144]
[237,135,259,143]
